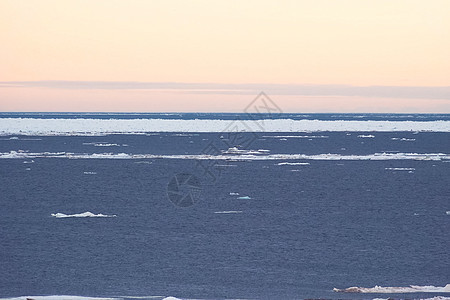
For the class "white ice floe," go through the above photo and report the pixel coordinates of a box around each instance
[214,211,243,214]
[277,162,310,166]
[333,284,450,293]
[83,142,121,147]
[51,212,116,218]
[237,196,251,200]
[1,118,450,136]
[391,137,416,141]
[262,135,328,138]
[358,134,375,138]
[385,168,416,171]
[221,147,270,155]
[1,151,449,161]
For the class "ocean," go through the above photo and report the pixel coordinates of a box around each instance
[0,113,449,300]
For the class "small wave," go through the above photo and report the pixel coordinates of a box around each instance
[51,212,116,218]
[214,211,243,214]
[333,284,450,293]
[277,162,310,166]
[237,196,251,200]
[358,135,375,138]
[83,171,97,175]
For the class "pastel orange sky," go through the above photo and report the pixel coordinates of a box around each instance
[1,0,449,112]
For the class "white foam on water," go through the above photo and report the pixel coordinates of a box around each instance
[1,118,450,135]
[446,211,450,215]
[385,168,416,171]
[333,284,450,293]
[237,196,251,200]
[51,212,116,218]
[83,172,97,175]
[214,211,243,214]
[358,134,375,138]
[229,192,239,196]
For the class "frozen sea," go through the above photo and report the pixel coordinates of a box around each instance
[0,113,449,300]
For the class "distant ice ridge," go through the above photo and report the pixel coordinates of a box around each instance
[1,151,449,161]
[1,118,450,135]
[51,212,116,218]
[333,284,450,293]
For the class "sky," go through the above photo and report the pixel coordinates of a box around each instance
[0,0,449,112]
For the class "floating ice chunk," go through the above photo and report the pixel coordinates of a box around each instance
[237,196,251,200]
[214,211,243,214]
[263,135,328,139]
[277,162,310,166]
[51,212,116,218]
[333,284,450,293]
[358,134,375,138]
[222,147,270,155]
[391,137,416,141]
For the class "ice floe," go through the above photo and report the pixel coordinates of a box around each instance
[391,137,416,141]
[51,212,116,218]
[333,284,450,293]
[1,151,449,161]
[1,118,450,135]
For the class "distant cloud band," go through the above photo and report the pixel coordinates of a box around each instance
[1,81,449,100]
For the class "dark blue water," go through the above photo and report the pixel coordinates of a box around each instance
[0,114,449,300]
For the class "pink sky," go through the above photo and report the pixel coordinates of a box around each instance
[1,1,449,112]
